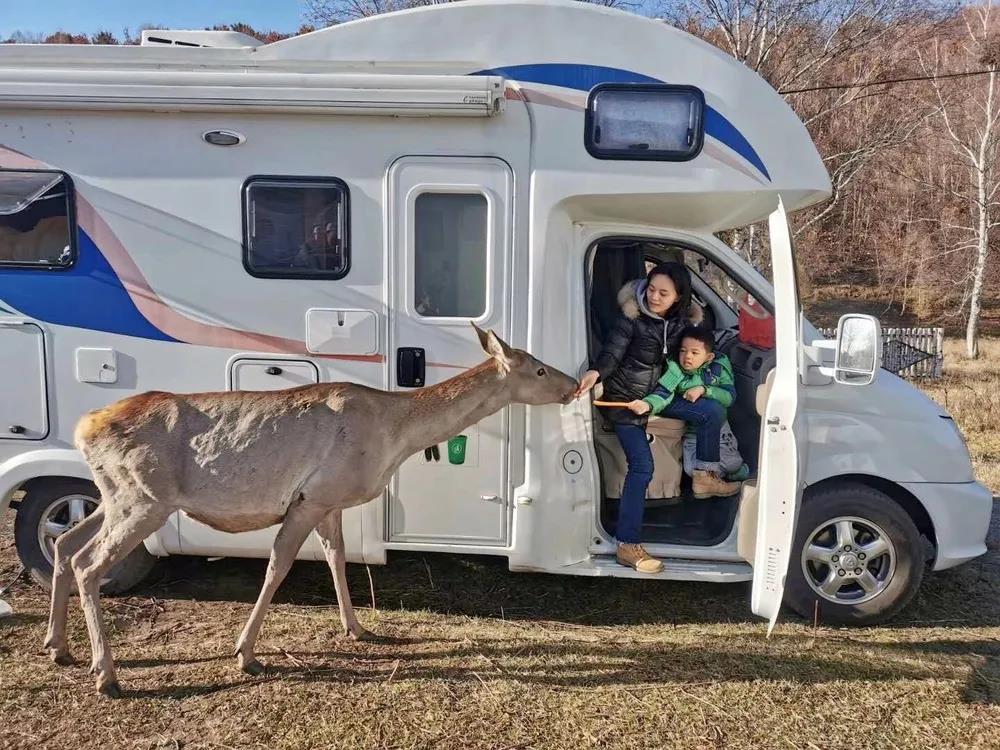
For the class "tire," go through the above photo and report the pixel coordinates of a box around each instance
[783,482,925,626]
[13,478,157,595]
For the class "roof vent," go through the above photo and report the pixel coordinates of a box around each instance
[140,30,262,49]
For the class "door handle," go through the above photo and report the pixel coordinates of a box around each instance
[397,347,425,387]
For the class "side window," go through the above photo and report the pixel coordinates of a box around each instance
[0,170,75,268]
[585,84,705,161]
[681,248,773,333]
[243,177,349,279]
[413,192,488,318]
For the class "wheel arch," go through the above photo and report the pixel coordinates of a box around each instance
[803,474,936,559]
[0,449,94,518]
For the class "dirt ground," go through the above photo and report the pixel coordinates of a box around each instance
[2,343,1000,749]
[2,501,999,750]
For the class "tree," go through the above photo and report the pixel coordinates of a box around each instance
[304,0,636,25]
[43,31,90,44]
[917,1,999,357]
[92,30,120,45]
[4,31,45,44]
[660,1,949,271]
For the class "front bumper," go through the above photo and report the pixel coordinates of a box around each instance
[901,480,994,571]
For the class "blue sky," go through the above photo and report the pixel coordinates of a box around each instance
[1,1,307,38]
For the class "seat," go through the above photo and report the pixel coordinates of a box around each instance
[596,415,686,499]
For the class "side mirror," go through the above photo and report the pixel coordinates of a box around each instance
[834,314,881,386]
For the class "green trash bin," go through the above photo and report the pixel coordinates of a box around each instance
[447,435,468,465]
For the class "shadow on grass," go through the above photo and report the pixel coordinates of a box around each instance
[105,632,1000,704]
[127,546,1000,631]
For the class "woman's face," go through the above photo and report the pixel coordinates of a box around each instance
[646,273,679,316]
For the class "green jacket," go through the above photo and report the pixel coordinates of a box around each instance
[642,354,736,416]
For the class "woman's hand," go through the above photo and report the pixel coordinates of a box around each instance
[683,386,706,402]
[575,370,600,399]
[627,400,651,415]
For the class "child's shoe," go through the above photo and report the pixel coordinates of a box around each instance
[726,463,751,482]
[692,470,741,499]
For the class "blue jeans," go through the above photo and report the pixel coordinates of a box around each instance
[661,397,725,471]
[612,422,654,544]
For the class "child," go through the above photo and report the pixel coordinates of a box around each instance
[627,326,748,499]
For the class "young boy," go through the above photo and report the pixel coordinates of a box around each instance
[627,326,748,499]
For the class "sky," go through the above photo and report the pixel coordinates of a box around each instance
[0,0,308,38]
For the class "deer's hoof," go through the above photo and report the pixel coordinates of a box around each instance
[241,659,266,677]
[348,626,376,642]
[98,680,123,699]
[50,650,74,667]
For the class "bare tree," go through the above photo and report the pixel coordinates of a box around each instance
[660,0,950,294]
[917,1,999,357]
[3,31,45,44]
[305,0,636,25]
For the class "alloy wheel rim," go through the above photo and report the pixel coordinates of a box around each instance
[800,515,896,605]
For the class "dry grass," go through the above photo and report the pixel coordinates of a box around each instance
[917,338,1000,493]
[1,344,999,748]
[2,514,1000,749]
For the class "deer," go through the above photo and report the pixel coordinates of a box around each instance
[43,324,578,697]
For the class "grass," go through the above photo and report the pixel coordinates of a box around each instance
[917,338,1000,493]
[0,340,998,749]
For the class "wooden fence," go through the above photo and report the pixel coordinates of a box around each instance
[818,326,944,378]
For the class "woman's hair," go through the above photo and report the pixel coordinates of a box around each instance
[646,262,692,320]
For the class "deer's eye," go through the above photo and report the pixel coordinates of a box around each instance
[536,368,546,377]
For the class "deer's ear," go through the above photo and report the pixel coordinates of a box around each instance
[472,321,491,352]
[471,321,512,372]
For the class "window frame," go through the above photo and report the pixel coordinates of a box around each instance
[584,83,706,162]
[0,168,78,271]
[241,174,351,280]
[410,188,491,322]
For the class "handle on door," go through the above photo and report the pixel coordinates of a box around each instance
[265,366,283,376]
[9,425,25,434]
[397,347,425,387]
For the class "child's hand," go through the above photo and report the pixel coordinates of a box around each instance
[683,386,706,402]
[627,400,651,415]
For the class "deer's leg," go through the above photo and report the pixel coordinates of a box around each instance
[71,502,166,698]
[44,506,105,665]
[316,509,372,641]
[234,506,320,675]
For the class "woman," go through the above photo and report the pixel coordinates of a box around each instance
[576,262,696,574]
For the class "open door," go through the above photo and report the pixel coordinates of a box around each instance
[750,198,804,633]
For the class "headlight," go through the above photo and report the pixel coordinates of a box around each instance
[940,414,973,466]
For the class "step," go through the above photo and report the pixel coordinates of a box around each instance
[564,555,752,582]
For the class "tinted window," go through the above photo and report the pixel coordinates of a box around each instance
[413,193,488,318]
[0,170,75,268]
[243,177,349,278]
[586,84,704,161]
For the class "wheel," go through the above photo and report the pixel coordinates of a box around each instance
[13,478,157,595]
[783,482,925,626]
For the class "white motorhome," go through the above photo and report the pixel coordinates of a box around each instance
[0,0,990,627]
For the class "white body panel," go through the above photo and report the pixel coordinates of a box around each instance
[0,1,989,605]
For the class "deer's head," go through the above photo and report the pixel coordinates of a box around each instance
[473,323,578,406]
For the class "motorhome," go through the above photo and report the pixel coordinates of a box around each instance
[0,0,991,628]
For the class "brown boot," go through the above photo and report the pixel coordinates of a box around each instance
[616,543,664,574]
[692,470,741,499]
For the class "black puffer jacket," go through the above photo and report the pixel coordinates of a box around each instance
[594,280,698,426]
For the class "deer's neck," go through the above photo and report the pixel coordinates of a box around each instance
[395,360,511,457]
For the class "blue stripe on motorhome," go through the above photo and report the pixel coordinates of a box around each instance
[473,63,771,181]
[0,229,178,341]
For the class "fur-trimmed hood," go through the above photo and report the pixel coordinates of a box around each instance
[617,279,703,324]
